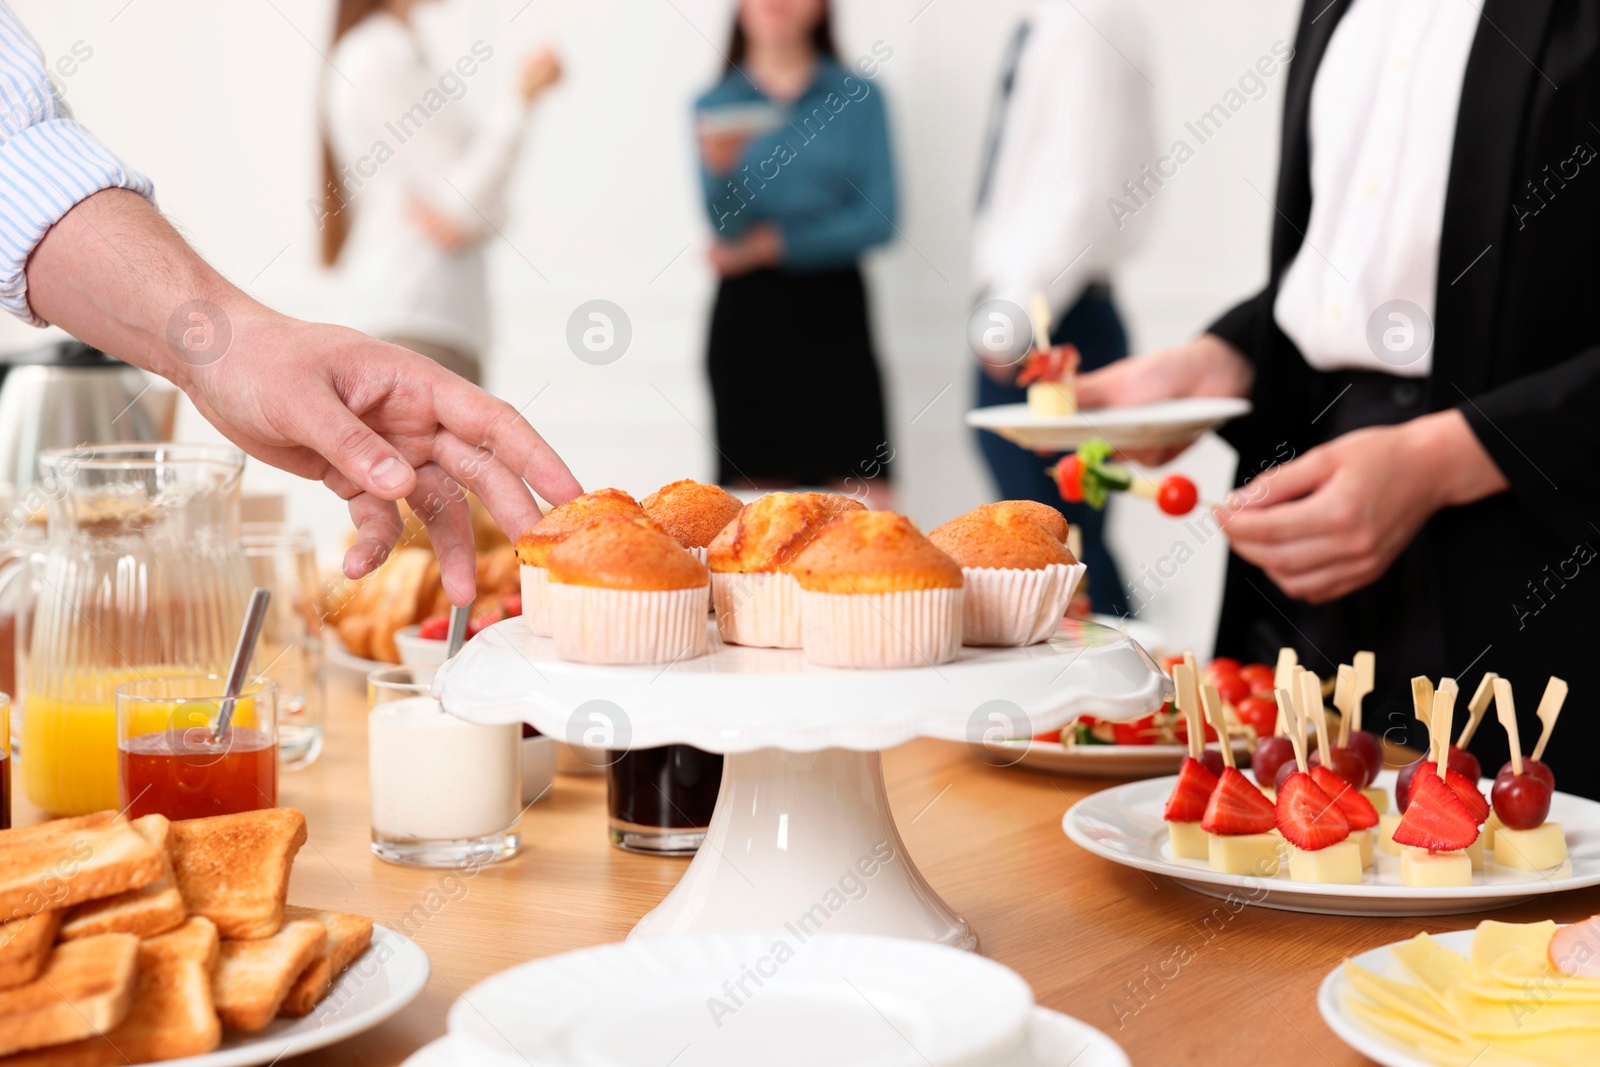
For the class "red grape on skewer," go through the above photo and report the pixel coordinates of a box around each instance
[1492,770,1553,831]
[1199,748,1226,779]
[1251,734,1295,788]
[1345,729,1383,784]
[1308,745,1368,789]
[1496,758,1554,790]
[1446,744,1481,784]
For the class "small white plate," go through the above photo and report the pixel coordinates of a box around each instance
[325,634,389,681]
[1317,929,1473,1067]
[446,934,1038,1067]
[408,1007,1128,1067]
[996,737,1252,778]
[1063,770,1600,915]
[170,926,429,1066]
[965,397,1252,452]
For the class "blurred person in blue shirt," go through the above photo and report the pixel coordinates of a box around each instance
[695,0,898,508]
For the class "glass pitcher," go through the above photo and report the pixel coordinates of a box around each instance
[0,444,250,816]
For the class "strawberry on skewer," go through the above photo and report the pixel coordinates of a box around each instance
[1275,679,1363,883]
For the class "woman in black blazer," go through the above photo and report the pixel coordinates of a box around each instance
[1080,0,1600,795]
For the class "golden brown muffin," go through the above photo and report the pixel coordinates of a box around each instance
[707,492,865,574]
[789,512,963,595]
[515,488,644,567]
[965,500,1070,543]
[546,517,709,591]
[928,514,1077,570]
[640,479,744,549]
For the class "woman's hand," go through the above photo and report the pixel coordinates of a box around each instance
[1220,410,1509,604]
[518,46,563,103]
[1075,333,1254,463]
[698,130,750,176]
[407,199,470,253]
[708,224,783,277]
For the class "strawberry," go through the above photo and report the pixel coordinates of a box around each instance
[1445,768,1491,824]
[1392,772,1479,852]
[1163,757,1220,823]
[1311,765,1379,831]
[1200,767,1275,835]
[1275,772,1352,850]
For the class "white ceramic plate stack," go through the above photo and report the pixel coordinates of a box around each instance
[1064,770,1600,915]
[402,934,1128,1067]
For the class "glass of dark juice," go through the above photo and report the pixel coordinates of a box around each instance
[116,676,277,821]
[606,744,723,854]
[1,692,10,831]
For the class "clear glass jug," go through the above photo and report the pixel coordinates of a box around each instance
[0,444,250,815]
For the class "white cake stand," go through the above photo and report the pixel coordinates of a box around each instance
[436,617,1170,950]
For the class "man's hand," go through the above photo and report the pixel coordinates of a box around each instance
[1075,333,1254,464]
[1220,410,1509,604]
[25,189,582,605]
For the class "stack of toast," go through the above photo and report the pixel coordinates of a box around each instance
[0,809,373,1064]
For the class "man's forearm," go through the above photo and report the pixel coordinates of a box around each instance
[25,188,260,392]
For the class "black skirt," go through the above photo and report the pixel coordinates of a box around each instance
[706,267,891,486]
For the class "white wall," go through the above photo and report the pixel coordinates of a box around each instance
[3,0,1297,655]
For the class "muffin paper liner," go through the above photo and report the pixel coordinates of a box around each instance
[690,546,713,612]
[521,564,555,638]
[960,562,1086,646]
[712,571,802,648]
[550,582,709,664]
[800,587,963,669]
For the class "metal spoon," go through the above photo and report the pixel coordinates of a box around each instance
[444,603,470,660]
[213,587,271,743]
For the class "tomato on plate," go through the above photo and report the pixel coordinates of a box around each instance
[1161,655,1186,675]
[1032,729,1062,744]
[1210,671,1252,706]
[1236,695,1278,739]
[1205,657,1242,677]
[1112,714,1159,746]
[1238,663,1276,693]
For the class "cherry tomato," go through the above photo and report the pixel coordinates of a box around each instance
[1236,695,1278,739]
[502,594,523,617]
[1053,455,1085,504]
[1174,716,1218,745]
[1239,664,1276,693]
[1161,655,1186,676]
[1211,672,1252,707]
[1206,657,1242,677]
[1156,475,1199,516]
[417,615,450,641]
[1112,714,1158,746]
[1033,729,1062,744]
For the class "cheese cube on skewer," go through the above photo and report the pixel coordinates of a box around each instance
[1208,832,1283,878]
[1494,823,1568,872]
[1168,821,1209,861]
[1288,840,1364,884]
[1400,847,1471,887]
[1376,812,1404,856]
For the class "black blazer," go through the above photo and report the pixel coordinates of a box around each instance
[1209,0,1600,791]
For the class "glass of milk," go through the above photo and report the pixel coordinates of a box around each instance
[367,665,521,867]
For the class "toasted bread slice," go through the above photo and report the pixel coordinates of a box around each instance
[0,813,163,918]
[59,815,185,942]
[0,918,222,1067]
[0,910,62,991]
[0,933,138,1056]
[278,906,375,1017]
[170,808,306,940]
[212,919,326,1032]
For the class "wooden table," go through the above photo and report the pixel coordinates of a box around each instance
[21,673,1600,1065]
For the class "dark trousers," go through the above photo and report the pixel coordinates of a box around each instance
[972,286,1132,618]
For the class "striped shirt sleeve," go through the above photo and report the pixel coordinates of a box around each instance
[0,4,154,326]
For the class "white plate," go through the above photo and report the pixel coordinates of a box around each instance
[407,1007,1128,1067]
[436,617,1172,753]
[1317,929,1474,1067]
[165,926,429,1066]
[1063,770,1600,915]
[446,934,1038,1067]
[965,397,1252,452]
[996,737,1252,778]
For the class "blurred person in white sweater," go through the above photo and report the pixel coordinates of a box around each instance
[318,0,562,384]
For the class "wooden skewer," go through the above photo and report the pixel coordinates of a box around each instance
[1303,670,1331,767]
[1334,664,1356,747]
[1272,648,1298,737]
[1494,677,1523,777]
[1430,680,1458,780]
[1029,292,1052,353]
[1277,688,1309,774]
[1202,683,1235,770]
[1530,676,1569,763]
[1353,651,1375,732]
[1173,663,1203,761]
[1410,676,1434,724]
[1458,672,1497,749]
[1182,651,1199,677]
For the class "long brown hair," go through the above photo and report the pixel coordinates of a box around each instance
[724,0,838,73]
[320,0,391,266]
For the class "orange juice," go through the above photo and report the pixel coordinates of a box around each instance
[22,668,190,816]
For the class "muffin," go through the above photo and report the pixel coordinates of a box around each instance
[515,488,644,636]
[707,492,865,647]
[928,506,1084,647]
[545,517,710,664]
[964,500,1070,543]
[789,511,964,668]
[640,479,744,552]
